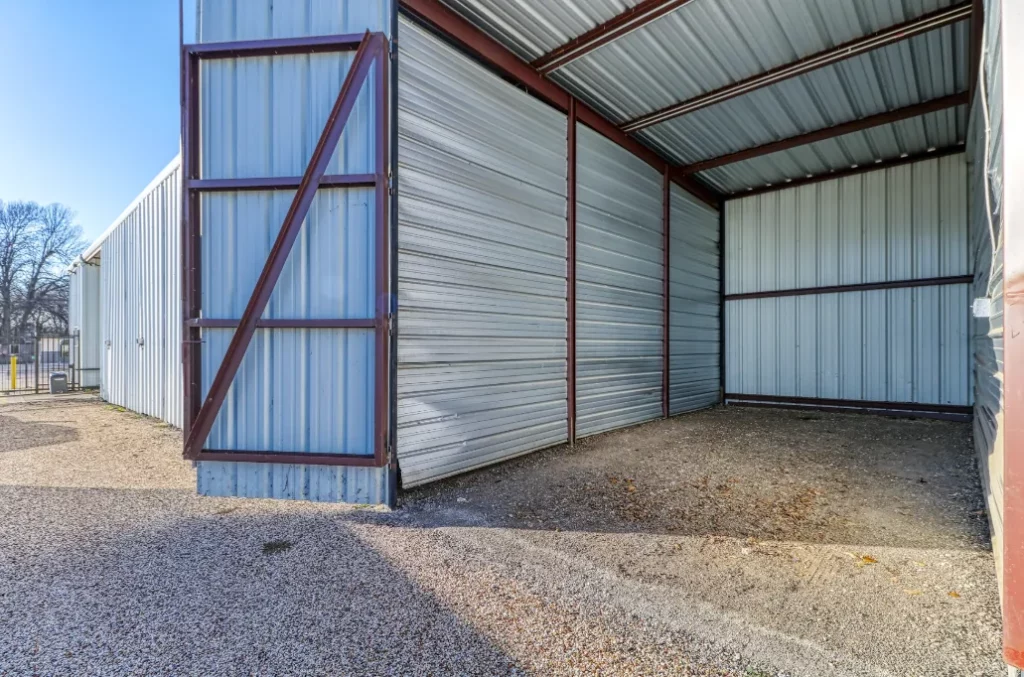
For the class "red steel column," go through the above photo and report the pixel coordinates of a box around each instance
[567,98,577,444]
[1003,0,1024,667]
[662,166,670,418]
[375,32,391,468]
[181,47,202,437]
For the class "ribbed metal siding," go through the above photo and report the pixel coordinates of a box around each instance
[68,262,102,388]
[555,0,963,123]
[198,188,375,453]
[727,287,971,404]
[99,162,183,427]
[198,0,391,41]
[635,21,968,166]
[438,0,641,61]
[576,125,664,436]
[193,0,388,504]
[970,0,1004,585]
[197,460,387,503]
[669,185,720,414]
[725,154,972,406]
[396,18,568,487]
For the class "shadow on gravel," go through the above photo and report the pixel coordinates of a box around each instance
[390,407,991,552]
[0,490,524,676]
[0,414,79,452]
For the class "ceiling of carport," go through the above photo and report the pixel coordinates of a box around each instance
[437,0,973,196]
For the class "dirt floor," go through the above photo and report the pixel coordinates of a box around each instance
[0,394,1003,676]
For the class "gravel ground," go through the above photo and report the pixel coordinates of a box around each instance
[0,394,1003,676]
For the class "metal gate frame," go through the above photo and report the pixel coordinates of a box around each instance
[179,24,392,467]
[1,334,80,395]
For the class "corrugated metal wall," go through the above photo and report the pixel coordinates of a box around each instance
[575,125,665,437]
[99,161,183,427]
[669,185,720,414]
[68,262,102,388]
[971,0,1005,587]
[725,154,972,406]
[193,0,390,503]
[396,18,568,487]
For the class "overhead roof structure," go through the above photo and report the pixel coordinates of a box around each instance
[417,0,976,198]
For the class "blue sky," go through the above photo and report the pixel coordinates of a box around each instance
[0,1,196,244]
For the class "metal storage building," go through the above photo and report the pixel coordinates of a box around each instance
[69,157,183,427]
[68,0,1022,667]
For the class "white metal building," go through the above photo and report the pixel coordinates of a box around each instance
[68,0,1021,665]
[68,157,182,427]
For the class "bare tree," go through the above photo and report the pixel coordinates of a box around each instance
[0,201,83,350]
[0,200,38,349]
[16,204,82,337]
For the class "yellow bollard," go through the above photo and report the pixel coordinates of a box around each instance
[9,356,16,390]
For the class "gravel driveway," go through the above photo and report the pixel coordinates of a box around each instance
[0,394,1003,676]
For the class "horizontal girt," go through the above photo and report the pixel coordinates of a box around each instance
[735,143,965,198]
[532,0,697,74]
[621,2,972,133]
[186,33,366,59]
[676,92,968,176]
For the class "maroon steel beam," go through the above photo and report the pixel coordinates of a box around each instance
[532,0,697,74]
[187,318,377,329]
[1003,0,1024,667]
[182,44,202,436]
[398,0,721,209]
[735,143,965,198]
[724,275,973,301]
[621,2,972,133]
[718,208,725,402]
[661,165,670,418]
[725,398,970,422]
[186,33,365,59]
[725,393,972,415]
[374,28,391,472]
[187,175,376,192]
[567,97,578,444]
[198,451,386,466]
[184,32,383,460]
[677,93,968,176]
